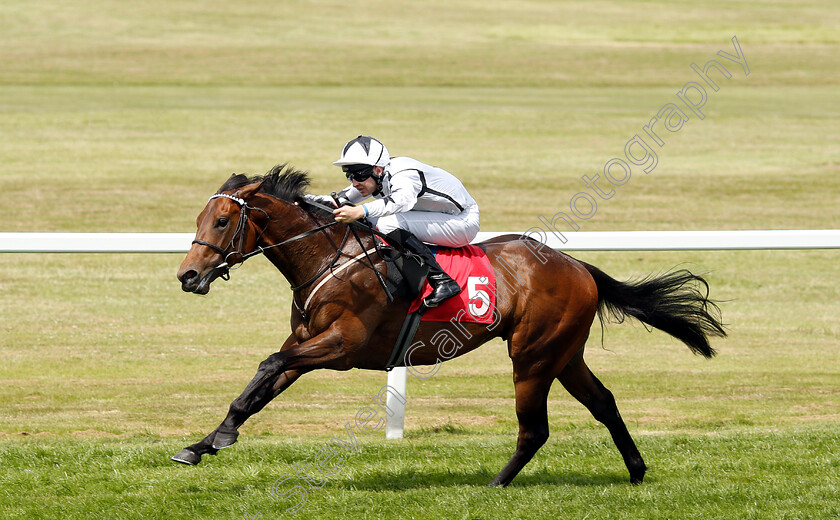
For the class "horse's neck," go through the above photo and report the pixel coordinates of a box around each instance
[260,205,374,288]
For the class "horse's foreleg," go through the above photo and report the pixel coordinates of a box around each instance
[172,334,302,465]
[558,352,647,483]
[212,329,361,448]
[212,349,311,449]
[173,328,357,465]
[172,367,302,464]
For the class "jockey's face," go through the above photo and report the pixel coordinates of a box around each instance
[351,166,382,197]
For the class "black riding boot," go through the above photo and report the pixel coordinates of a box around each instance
[390,230,462,307]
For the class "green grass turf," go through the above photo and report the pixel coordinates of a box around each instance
[1,0,838,518]
[1,251,837,520]
[1,427,838,520]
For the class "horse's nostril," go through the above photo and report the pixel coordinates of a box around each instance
[180,270,198,283]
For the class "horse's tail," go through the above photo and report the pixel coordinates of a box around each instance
[582,263,726,358]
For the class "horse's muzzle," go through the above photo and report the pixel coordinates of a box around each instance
[178,248,233,295]
[178,268,216,294]
[178,268,202,293]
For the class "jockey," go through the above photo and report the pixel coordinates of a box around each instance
[306,135,480,308]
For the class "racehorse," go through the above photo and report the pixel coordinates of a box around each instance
[174,165,726,487]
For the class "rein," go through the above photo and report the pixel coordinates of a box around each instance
[289,198,397,318]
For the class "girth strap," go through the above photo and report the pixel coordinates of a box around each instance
[384,304,428,371]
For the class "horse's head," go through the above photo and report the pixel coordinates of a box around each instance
[178,165,339,295]
[177,179,266,294]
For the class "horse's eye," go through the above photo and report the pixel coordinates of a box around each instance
[216,217,229,228]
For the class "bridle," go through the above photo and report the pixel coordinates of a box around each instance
[191,194,257,280]
[191,193,340,283]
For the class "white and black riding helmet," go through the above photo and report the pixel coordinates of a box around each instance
[334,135,390,168]
[333,136,390,192]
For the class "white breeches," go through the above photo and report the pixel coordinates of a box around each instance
[371,204,480,248]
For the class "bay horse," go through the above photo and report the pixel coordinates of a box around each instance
[174,165,725,486]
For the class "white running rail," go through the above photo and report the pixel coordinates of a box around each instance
[2,230,840,253]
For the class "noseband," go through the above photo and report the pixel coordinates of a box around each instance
[190,194,261,280]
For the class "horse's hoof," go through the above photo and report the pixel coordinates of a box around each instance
[212,431,239,450]
[171,448,201,465]
[630,472,646,485]
[629,461,647,484]
[629,468,647,484]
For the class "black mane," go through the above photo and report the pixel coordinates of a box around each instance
[218,164,333,219]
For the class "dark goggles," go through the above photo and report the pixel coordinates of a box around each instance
[342,164,375,182]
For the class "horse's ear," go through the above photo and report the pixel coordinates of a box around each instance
[235,180,265,201]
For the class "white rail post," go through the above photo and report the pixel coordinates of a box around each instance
[385,367,407,439]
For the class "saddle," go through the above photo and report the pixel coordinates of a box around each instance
[381,240,430,304]
[380,237,498,370]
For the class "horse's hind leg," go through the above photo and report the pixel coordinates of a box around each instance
[558,351,647,483]
[489,374,553,487]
